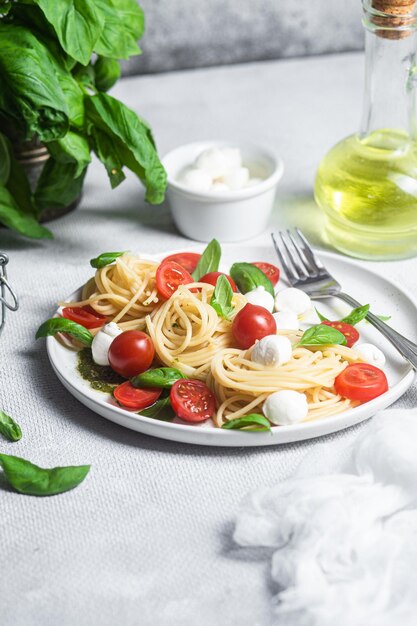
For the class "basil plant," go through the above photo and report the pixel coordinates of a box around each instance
[0,0,167,239]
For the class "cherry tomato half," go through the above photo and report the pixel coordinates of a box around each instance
[335,363,388,402]
[251,262,280,287]
[113,381,161,410]
[232,303,277,349]
[170,379,216,423]
[162,252,201,274]
[108,330,155,378]
[321,321,359,348]
[156,261,194,300]
[62,305,108,329]
[199,271,237,292]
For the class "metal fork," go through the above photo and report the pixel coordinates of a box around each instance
[271,229,417,370]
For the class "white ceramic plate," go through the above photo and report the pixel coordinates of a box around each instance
[47,246,416,447]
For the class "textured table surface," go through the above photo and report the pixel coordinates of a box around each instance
[1,52,416,626]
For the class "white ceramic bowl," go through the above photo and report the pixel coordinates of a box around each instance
[162,141,284,242]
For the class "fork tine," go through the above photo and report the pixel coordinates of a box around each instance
[270,232,298,283]
[286,230,311,277]
[295,228,325,272]
[279,231,308,279]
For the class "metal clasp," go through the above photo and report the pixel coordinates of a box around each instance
[0,253,19,337]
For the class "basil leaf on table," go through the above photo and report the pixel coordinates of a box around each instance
[94,0,144,59]
[0,454,90,496]
[210,274,234,320]
[298,325,347,347]
[90,251,126,269]
[341,304,370,326]
[132,367,186,389]
[221,414,271,432]
[36,318,93,346]
[94,56,121,92]
[0,410,22,442]
[315,307,329,322]
[229,262,275,297]
[140,396,175,421]
[192,239,221,281]
[85,93,167,204]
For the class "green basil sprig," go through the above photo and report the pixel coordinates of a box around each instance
[298,325,347,347]
[0,454,90,496]
[90,251,126,269]
[221,414,271,432]
[0,410,22,442]
[36,318,93,346]
[132,367,186,389]
[315,307,329,322]
[341,304,370,325]
[230,262,274,297]
[210,274,234,320]
[140,396,175,421]
[192,239,221,281]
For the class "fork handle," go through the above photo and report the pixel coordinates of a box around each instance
[335,292,417,370]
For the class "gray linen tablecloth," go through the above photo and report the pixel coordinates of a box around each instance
[1,52,416,626]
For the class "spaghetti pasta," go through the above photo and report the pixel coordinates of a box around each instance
[61,254,160,331]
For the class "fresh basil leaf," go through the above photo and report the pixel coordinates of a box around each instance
[229,262,274,297]
[46,132,91,178]
[34,159,87,213]
[0,186,53,239]
[94,56,121,92]
[140,396,175,421]
[85,93,167,204]
[0,453,90,496]
[32,0,104,65]
[376,314,391,322]
[298,324,347,347]
[210,274,234,320]
[132,367,187,389]
[192,239,221,281]
[0,132,10,186]
[36,318,93,346]
[0,2,11,16]
[0,24,68,141]
[221,414,271,432]
[54,70,86,129]
[341,304,370,326]
[315,307,329,322]
[94,0,144,59]
[0,410,22,442]
[90,251,126,269]
[90,126,126,188]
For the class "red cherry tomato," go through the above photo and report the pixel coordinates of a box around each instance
[156,261,194,300]
[108,330,155,378]
[232,303,277,349]
[62,305,108,329]
[113,381,161,410]
[335,363,388,402]
[199,271,237,292]
[170,379,216,423]
[162,252,201,274]
[251,262,280,287]
[321,321,359,348]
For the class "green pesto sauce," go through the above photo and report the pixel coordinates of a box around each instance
[77,348,124,394]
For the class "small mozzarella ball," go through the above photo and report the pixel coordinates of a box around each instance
[356,343,386,369]
[195,148,237,178]
[221,147,242,170]
[223,167,250,190]
[263,390,308,426]
[92,323,123,366]
[179,167,212,192]
[211,182,230,192]
[275,288,311,316]
[245,286,275,312]
[252,335,293,368]
[273,311,300,331]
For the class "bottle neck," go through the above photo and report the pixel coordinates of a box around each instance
[360,1,417,142]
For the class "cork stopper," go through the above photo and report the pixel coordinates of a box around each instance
[369,0,417,38]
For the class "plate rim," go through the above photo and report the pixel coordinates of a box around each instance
[46,248,417,446]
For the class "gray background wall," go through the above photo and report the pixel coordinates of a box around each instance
[123,0,364,75]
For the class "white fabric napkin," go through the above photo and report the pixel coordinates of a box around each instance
[234,409,417,626]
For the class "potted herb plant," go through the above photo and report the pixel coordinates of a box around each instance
[0,0,167,239]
